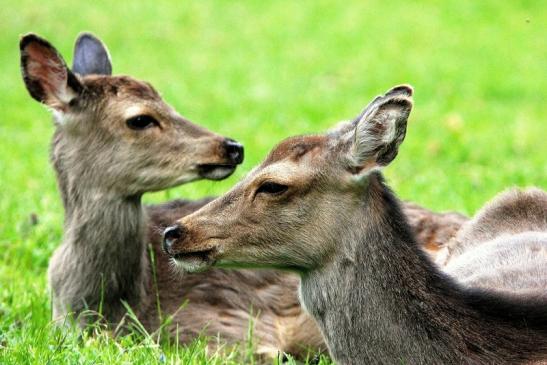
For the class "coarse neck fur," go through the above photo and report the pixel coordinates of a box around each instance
[300,173,547,365]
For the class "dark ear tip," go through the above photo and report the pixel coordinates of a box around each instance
[75,32,105,47]
[20,33,50,51]
[386,84,414,97]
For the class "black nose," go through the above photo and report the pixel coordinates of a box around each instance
[224,138,244,165]
[163,225,185,254]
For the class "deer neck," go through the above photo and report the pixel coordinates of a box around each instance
[51,143,149,323]
[299,173,517,364]
[63,189,146,258]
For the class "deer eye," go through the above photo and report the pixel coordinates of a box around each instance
[256,182,288,195]
[126,115,159,130]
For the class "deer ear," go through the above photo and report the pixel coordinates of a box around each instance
[20,33,83,110]
[350,85,413,175]
[72,32,112,76]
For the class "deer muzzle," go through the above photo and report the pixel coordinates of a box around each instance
[163,224,218,272]
[197,138,244,181]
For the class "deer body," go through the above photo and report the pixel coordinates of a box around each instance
[166,85,547,364]
[438,188,547,295]
[21,34,468,358]
[20,33,328,357]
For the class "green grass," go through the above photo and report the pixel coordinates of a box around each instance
[0,0,545,363]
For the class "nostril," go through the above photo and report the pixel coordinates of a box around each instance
[224,139,244,165]
[163,225,185,254]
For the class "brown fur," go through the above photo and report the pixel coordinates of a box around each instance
[403,202,468,256]
[263,135,327,166]
[20,33,325,359]
[21,35,465,359]
[144,199,327,356]
[167,85,547,364]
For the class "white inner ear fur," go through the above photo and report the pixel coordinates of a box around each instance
[55,86,77,105]
[350,106,404,178]
[351,121,382,166]
[379,109,399,143]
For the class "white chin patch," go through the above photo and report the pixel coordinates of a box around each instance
[209,167,233,179]
[199,166,236,181]
[173,172,200,185]
[171,257,210,273]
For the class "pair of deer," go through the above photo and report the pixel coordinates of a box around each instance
[21,33,546,364]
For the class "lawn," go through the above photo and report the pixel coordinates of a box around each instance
[0,0,545,364]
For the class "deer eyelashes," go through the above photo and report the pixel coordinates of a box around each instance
[126,115,160,130]
[255,181,289,196]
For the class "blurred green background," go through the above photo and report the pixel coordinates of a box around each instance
[0,0,545,363]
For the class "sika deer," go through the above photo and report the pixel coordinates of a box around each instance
[20,32,240,324]
[21,33,467,358]
[165,85,547,364]
[20,32,326,358]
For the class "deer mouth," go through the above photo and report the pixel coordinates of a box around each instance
[171,248,216,272]
[197,164,237,181]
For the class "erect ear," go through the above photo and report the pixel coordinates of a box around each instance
[20,33,83,110]
[72,32,112,76]
[349,85,413,175]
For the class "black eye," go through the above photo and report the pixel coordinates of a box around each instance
[126,115,159,130]
[256,182,288,195]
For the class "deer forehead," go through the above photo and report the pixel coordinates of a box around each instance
[262,135,328,166]
[83,75,160,99]
[241,160,318,193]
[241,136,335,188]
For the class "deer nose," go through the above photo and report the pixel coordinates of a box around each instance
[163,225,185,255]
[224,139,244,165]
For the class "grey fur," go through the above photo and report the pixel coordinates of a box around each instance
[20,32,327,359]
[169,85,547,364]
[299,181,547,364]
[20,37,468,359]
[440,188,547,294]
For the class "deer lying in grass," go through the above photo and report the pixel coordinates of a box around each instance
[165,85,547,364]
[20,32,467,358]
[19,32,326,357]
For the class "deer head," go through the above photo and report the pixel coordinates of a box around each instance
[20,33,243,198]
[163,85,413,273]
